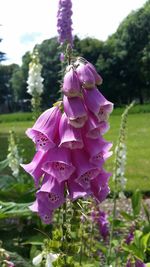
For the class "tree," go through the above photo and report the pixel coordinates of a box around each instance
[96,0,150,104]
[0,38,6,62]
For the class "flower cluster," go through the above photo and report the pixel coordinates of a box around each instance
[32,251,59,267]
[91,208,109,241]
[113,101,134,195]
[21,57,113,224]
[126,259,146,267]
[27,51,44,96]
[57,0,73,46]
[7,130,22,178]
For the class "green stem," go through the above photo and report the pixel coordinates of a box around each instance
[107,180,118,265]
[79,227,83,266]
[62,199,67,265]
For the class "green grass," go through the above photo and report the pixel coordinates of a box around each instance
[0,112,150,192]
[0,104,150,123]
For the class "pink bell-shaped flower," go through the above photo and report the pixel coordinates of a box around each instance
[37,174,65,209]
[63,95,87,128]
[26,106,61,151]
[71,149,100,189]
[83,137,112,166]
[83,112,110,139]
[76,63,95,88]
[91,171,111,202]
[98,121,110,135]
[59,113,83,149]
[67,174,90,200]
[20,150,48,187]
[42,146,75,183]
[83,88,113,121]
[86,62,103,85]
[29,199,53,224]
[62,67,81,97]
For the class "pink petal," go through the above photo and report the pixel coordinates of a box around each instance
[29,199,38,212]
[98,121,110,135]
[42,147,75,183]
[83,137,112,166]
[91,171,111,188]
[59,113,83,149]
[20,150,48,187]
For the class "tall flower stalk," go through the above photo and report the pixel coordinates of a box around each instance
[7,130,22,179]
[27,49,44,120]
[57,0,73,47]
[107,101,135,264]
[21,1,113,265]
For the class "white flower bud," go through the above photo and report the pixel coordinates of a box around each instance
[32,253,43,265]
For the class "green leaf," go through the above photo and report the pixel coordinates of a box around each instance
[143,203,150,223]
[0,158,9,171]
[113,219,125,228]
[146,263,150,267]
[0,200,32,219]
[141,232,150,251]
[132,189,142,217]
[122,243,144,260]
[22,234,44,246]
[120,211,134,221]
[134,230,143,248]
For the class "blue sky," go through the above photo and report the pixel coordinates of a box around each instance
[0,0,147,65]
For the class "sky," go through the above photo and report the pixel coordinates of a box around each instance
[0,0,147,65]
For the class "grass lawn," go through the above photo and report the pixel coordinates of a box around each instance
[0,112,150,192]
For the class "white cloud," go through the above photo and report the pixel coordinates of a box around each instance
[0,0,147,65]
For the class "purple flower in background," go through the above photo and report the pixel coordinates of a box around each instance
[125,259,146,267]
[125,228,134,244]
[60,52,65,62]
[57,0,73,45]
[126,259,132,267]
[3,260,15,267]
[98,210,109,240]
[135,260,146,267]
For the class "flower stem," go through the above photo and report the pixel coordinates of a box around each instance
[62,197,67,265]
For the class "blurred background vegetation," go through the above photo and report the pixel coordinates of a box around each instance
[0,0,150,113]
